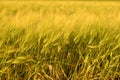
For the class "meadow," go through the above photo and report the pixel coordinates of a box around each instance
[0,1,120,80]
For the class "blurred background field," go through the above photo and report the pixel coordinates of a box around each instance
[0,1,120,80]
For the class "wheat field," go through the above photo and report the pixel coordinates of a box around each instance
[0,1,120,80]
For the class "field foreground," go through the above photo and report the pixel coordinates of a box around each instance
[0,1,120,80]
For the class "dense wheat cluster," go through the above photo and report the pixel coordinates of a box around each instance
[0,1,120,80]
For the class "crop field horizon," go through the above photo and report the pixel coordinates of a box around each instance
[0,1,120,80]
